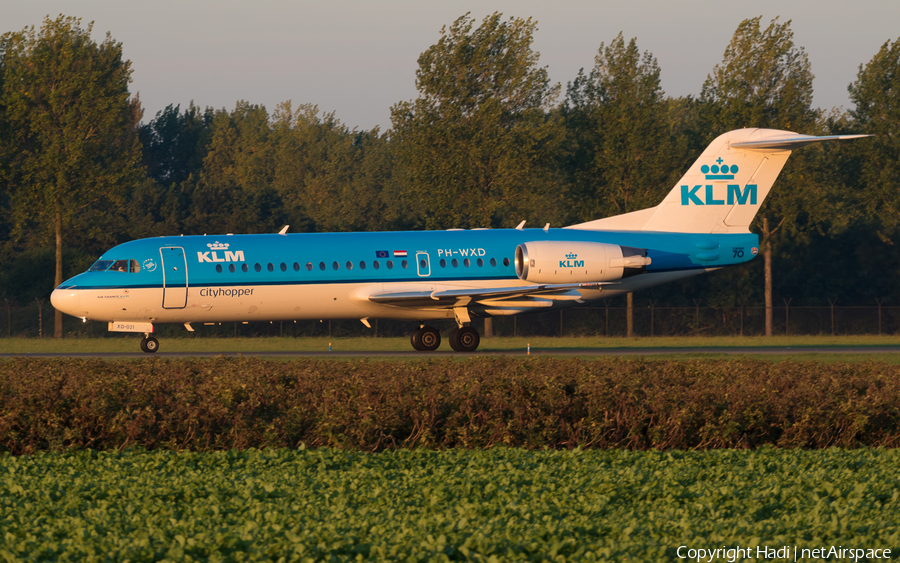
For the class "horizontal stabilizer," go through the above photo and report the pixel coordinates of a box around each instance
[730,134,870,151]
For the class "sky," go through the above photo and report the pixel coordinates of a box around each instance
[3,0,899,131]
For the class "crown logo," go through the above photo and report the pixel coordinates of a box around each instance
[701,158,738,180]
[208,241,229,251]
[566,252,578,259]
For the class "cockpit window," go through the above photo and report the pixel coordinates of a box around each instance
[90,259,141,273]
[88,260,114,272]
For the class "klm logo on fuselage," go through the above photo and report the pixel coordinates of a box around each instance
[197,241,245,263]
[681,184,757,206]
[560,252,584,268]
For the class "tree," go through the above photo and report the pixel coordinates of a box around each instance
[849,37,900,238]
[390,13,564,230]
[139,102,214,188]
[0,15,143,337]
[699,16,821,335]
[563,33,681,221]
[270,102,391,233]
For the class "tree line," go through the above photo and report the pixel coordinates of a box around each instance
[1,13,899,338]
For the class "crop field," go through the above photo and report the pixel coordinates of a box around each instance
[3,357,900,453]
[2,356,899,561]
[1,447,898,562]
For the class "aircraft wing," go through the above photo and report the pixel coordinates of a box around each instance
[367,282,610,309]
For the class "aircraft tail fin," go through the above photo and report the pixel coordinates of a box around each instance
[567,128,868,234]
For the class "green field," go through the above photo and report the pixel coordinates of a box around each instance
[1,447,896,562]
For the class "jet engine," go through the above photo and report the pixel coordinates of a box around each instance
[515,241,651,284]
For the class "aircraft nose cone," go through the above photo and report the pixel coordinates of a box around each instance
[51,288,84,317]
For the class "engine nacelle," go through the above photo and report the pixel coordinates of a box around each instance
[515,241,651,284]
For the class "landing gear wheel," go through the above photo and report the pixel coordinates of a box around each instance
[410,326,441,351]
[140,336,159,354]
[418,326,441,351]
[449,327,480,352]
[410,331,423,351]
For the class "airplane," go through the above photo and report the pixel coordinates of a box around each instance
[51,128,867,353]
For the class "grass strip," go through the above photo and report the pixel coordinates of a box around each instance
[4,335,900,354]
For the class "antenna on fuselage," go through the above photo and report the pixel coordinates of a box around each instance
[515,220,526,230]
[278,225,290,235]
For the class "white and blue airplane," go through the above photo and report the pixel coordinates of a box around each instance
[51,128,867,353]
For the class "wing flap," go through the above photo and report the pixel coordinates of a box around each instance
[368,283,607,308]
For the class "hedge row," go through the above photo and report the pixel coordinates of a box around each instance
[1,357,899,453]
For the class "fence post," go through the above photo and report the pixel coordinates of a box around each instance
[828,298,839,336]
[876,298,885,335]
[626,292,634,337]
[649,299,657,337]
[783,298,792,335]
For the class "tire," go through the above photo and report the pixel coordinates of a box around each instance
[410,331,423,351]
[143,336,159,353]
[418,326,441,351]
[456,327,479,352]
[449,327,479,352]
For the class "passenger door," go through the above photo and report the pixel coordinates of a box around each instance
[160,247,188,309]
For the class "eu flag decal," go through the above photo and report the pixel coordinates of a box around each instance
[375,250,389,258]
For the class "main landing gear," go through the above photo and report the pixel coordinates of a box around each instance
[140,334,159,353]
[410,325,480,352]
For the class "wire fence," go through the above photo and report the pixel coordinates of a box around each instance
[3,299,899,339]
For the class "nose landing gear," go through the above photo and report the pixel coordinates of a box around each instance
[140,334,159,353]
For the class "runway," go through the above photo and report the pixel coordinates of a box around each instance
[4,346,900,359]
